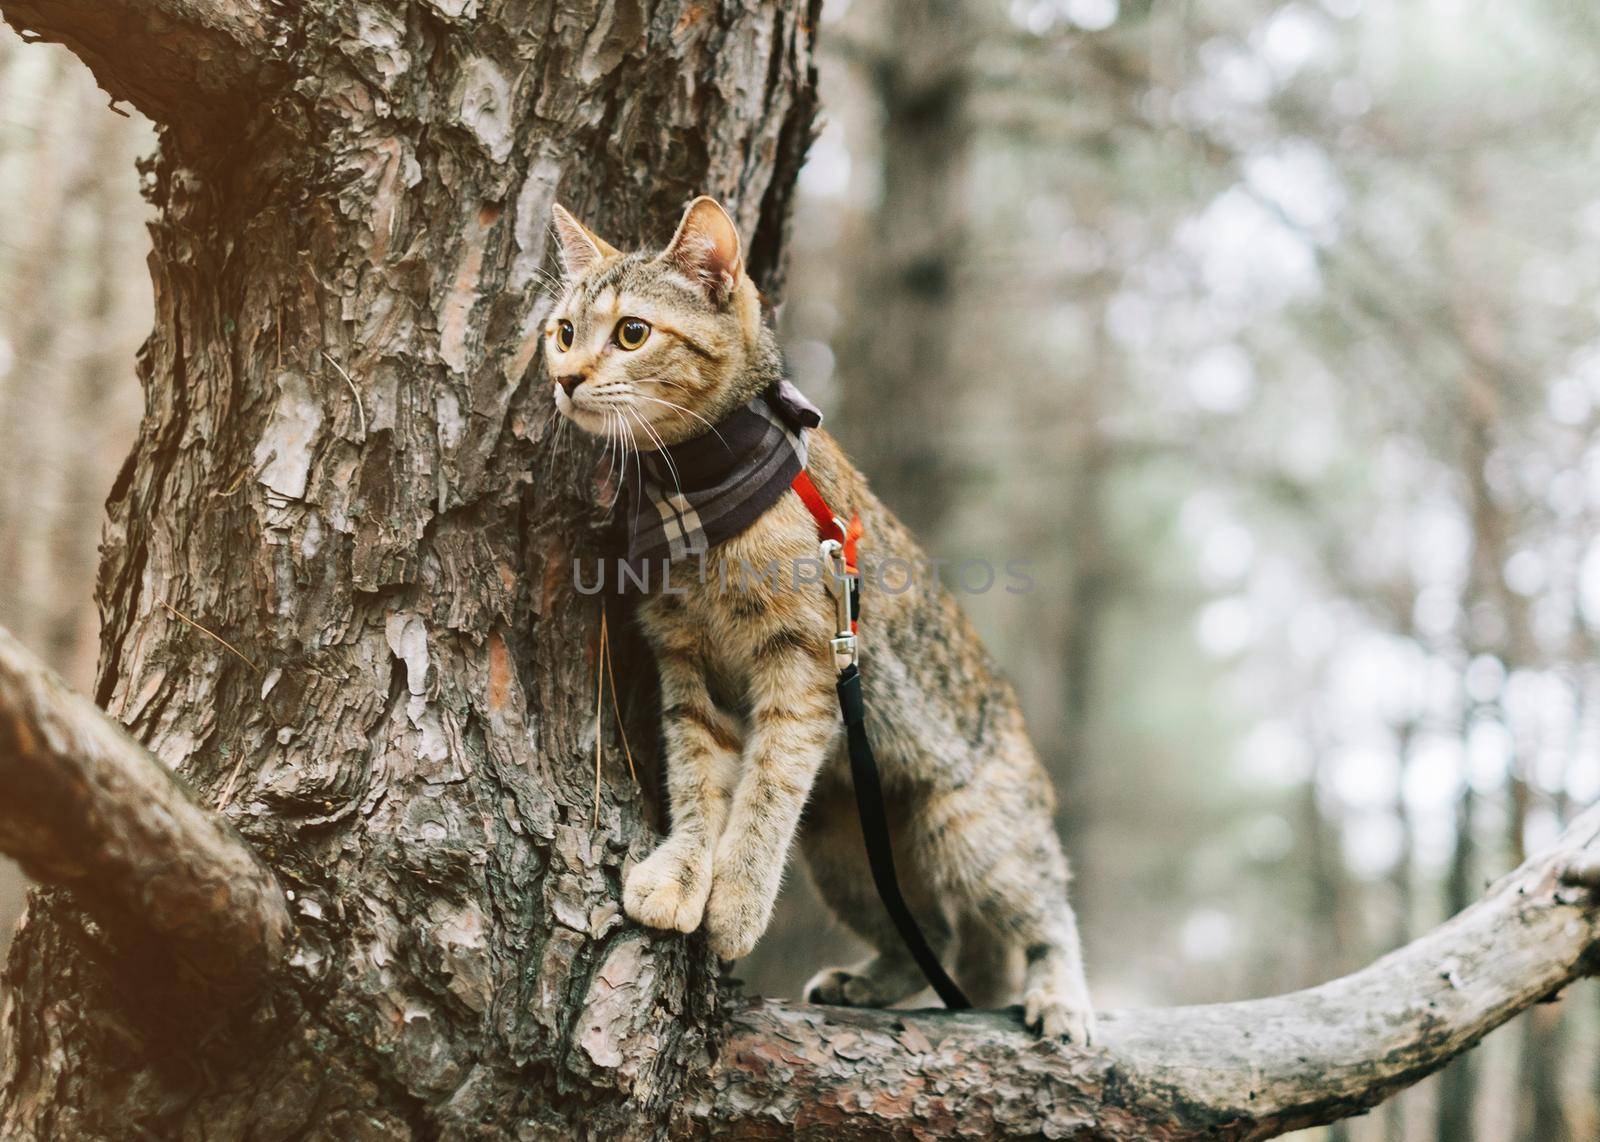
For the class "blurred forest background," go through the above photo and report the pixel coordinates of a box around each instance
[4,0,1600,1138]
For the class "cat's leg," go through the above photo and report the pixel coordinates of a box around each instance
[798,784,952,1008]
[1014,881,1094,1044]
[954,909,1020,1009]
[924,773,1095,1044]
[622,647,742,934]
[701,636,839,960]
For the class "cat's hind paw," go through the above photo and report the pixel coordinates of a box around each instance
[802,964,912,1008]
[802,967,857,1005]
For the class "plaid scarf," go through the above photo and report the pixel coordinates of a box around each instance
[621,378,823,577]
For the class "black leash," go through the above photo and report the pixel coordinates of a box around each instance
[836,663,971,1009]
[814,518,971,1011]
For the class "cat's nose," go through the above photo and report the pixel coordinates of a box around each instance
[556,373,586,396]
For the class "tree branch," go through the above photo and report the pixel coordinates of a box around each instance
[0,624,291,998]
[0,0,281,129]
[693,805,1600,1139]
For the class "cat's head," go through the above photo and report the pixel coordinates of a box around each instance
[544,196,778,447]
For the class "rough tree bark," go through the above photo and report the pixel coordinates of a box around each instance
[0,1,822,1136]
[1,3,1599,1140]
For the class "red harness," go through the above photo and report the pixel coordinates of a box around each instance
[791,469,862,572]
[791,469,862,635]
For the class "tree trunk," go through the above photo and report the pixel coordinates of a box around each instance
[1382,718,1418,1142]
[1434,774,1480,1142]
[1302,740,1355,1142]
[1051,297,1116,938]
[1436,189,1504,1142]
[0,46,74,664]
[835,0,972,542]
[3,4,1600,1140]
[0,2,821,1136]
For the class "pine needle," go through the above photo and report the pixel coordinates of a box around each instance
[215,748,249,811]
[592,602,639,827]
[159,600,262,676]
[321,349,368,438]
[600,602,636,785]
[593,608,606,828]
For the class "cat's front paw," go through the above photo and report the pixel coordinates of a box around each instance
[623,842,711,934]
[1023,982,1097,1046]
[702,873,770,959]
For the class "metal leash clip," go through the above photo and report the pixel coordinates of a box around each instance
[819,533,859,672]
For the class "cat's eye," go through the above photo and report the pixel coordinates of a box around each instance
[553,319,575,352]
[614,318,651,351]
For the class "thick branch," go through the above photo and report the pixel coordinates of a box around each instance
[693,805,1600,1139]
[0,0,280,128]
[0,624,291,996]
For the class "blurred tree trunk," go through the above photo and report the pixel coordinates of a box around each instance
[1510,719,1568,1140]
[836,0,973,543]
[1304,739,1354,1142]
[0,1,820,1135]
[1383,717,1417,1142]
[1053,301,1116,931]
[0,40,73,947]
[0,48,73,661]
[1434,415,1495,1142]
[1517,680,1580,1142]
[1436,171,1504,1142]
[1435,765,1479,1142]
[1521,1004,1568,1142]
[49,110,135,680]
[1443,174,1571,1142]
[0,36,141,950]
[0,34,143,688]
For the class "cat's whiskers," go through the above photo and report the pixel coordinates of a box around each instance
[621,411,642,506]
[626,412,646,500]
[531,265,566,294]
[551,413,572,482]
[542,402,576,483]
[631,395,694,434]
[634,377,694,394]
[604,408,620,466]
[600,409,620,493]
[632,394,729,448]
[625,407,684,503]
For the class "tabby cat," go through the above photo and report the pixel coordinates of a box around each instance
[547,196,1094,1042]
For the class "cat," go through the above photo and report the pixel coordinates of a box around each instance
[546,196,1095,1042]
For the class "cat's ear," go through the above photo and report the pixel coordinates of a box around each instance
[660,196,743,303]
[551,203,619,278]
